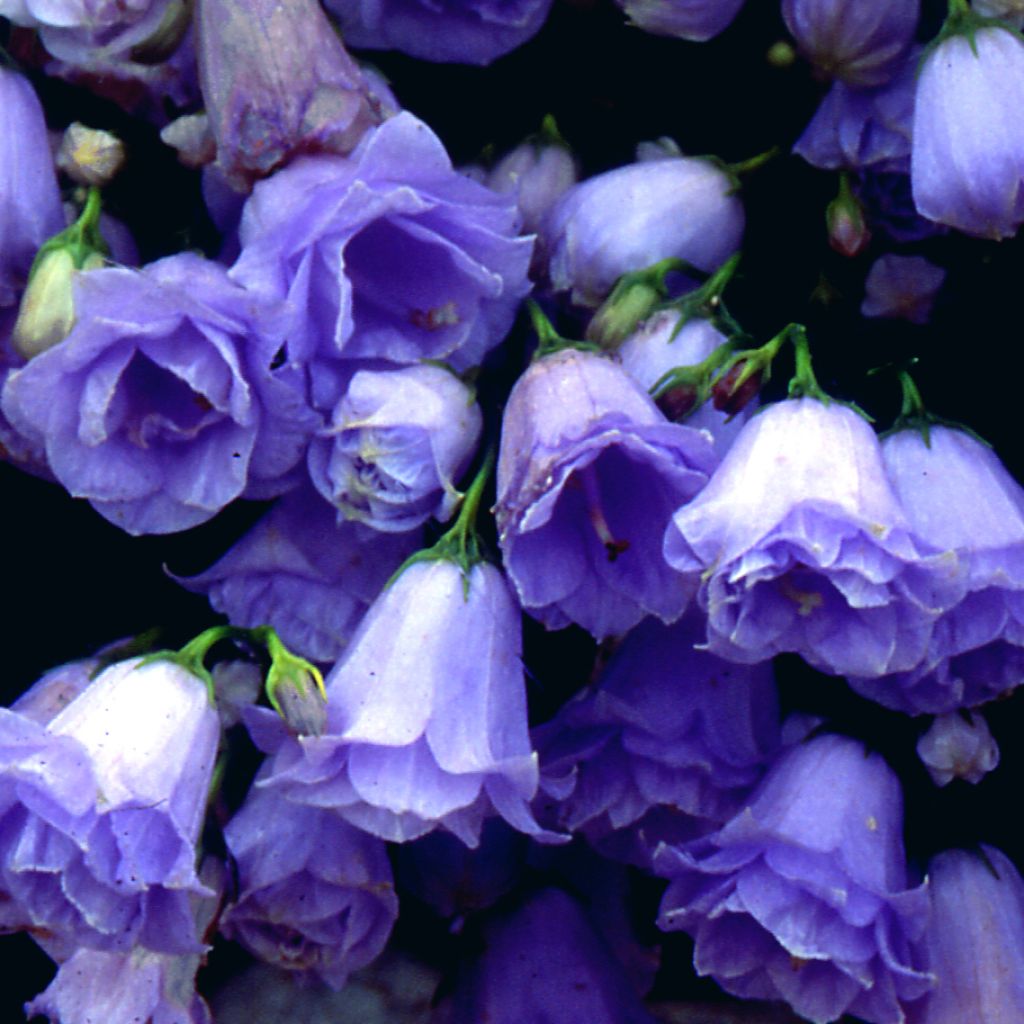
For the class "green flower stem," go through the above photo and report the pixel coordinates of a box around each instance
[651,340,735,403]
[726,146,782,180]
[786,325,829,403]
[28,186,108,280]
[529,300,601,358]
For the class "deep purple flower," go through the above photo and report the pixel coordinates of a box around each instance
[195,0,383,191]
[860,255,945,326]
[540,157,744,308]
[782,0,918,87]
[2,253,317,535]
[0,656,219,953]
[178,486,419,665]
[0,68,63,310]
[664,397,961,678]
[322,0,553,65]
[656,734,933,1024]
[912,26,1024,239]
[486,136,579,237]
[231,112,533,374]
[432,888,657,1024]
[251,559,548,847]
[848,426,1024,713]
[219,780,397,988]
[915,711,999,787]
[496,348,717,640]
[906,846,1024,1023]
[535,613,781,867]
[611,0,746,41]
[793,51,916,174]
[307,363,482,532]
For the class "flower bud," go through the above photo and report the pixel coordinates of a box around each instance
[826,175,871,256]
[55,123,126,187]
[711,357,762,415]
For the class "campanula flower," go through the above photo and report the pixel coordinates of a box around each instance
[611,0,746,42]
[916,711,999,787]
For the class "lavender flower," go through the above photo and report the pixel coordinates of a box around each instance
[861,255,945,325]
[907,846,1024,1022]
[0,656,219,953]
[916,711,999,787]
[432,888,657,1024]
[307,363,482,532]
[2,253,317,535]
[220,781,397,988]
[322,0,553,65]
[0,68,64,309]
[782,0,918,86]
[177,486,419,665]
[486,134,580,236]
[611,0,746,41]
[496,348,717,641]
[540,156,744,308]
[912,26,1024,239]
[664,397,960,678]
[656,734,933,1024]
[251,559,548,847]
[535,613,781,867]
[195,0,382,191]
[231,112,533,374]
[848,425,1024,713]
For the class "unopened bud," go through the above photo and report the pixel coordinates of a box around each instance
[712,359,763,416]
[826,174,870,257]
[655,381,701,420]
[263,629,328,736]
[56,124,126,187]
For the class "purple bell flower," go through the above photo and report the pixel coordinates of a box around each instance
[656,734,933,1024]
[782,0,919,87]
[231,112,533,373]
[250,559,548,848]
[848,425,1024,714]
[860,255,945,326]
[432,887,657,1024]
[0,68,64,310]
[540,157,744,308]
[496,348,717,641]
[664,397,961,678]
[307,363,482,533]
[220,780,397,988]
[912,26,1024,239]
[536,613,781,867]
[916,711,999,787]
[611,0,746,42]
[0,656,220,954]
[195,0,383,191]
[177,486,419,665]
[906,846,1024,1023]
[1,253,318,535]
[322,0,553,65]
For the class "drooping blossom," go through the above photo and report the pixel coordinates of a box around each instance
[231,112,533,376]
[656,734,933,1024]
[664,397,962,678]
[915,711,999,787]
[219,780,397,988]
[496,348,717,641]
[2,253,317,535]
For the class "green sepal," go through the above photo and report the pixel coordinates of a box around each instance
[785,324,873,422]
[924,0,1022,62]
[251,626,327,735]
[27,187,109,282]
[528,300,602,359]
[880,369,991,448]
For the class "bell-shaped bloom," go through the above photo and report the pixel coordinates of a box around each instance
[307,363,482,532]
[322,0,553,65]
[251,559,548,848]
[912,26,1024,239]
[536,613,781,866]
[0,68,64,309]
[915,711,999,787]
[906,846,1024,1023]
[486,138,579,237]
[432,887,657,1024]
[848,426,1024,714]
[860,255,945,326]
[231,111,532,376]
[540,157,744,308]
[611,0,745,42]
[496,349,717,641]
[177,486,419,665]
[0,656,219,953]
[656,734,933,1024]
[1,253,318,535]
[664,397,962,678]
[616,308,749,453]
[196,0,382,191]
[793,51,916,174]
[782,0,918,87]
[220,781,397,988]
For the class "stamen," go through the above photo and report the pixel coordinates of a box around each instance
[578,464,629,563]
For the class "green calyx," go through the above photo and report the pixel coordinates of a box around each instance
[252,626,327,735]
[785,325,873,421]
[388,448,495,596]
[882,369,990,447]
[650,339,734,410]
[929,0,1020,57]
[529,300,602,359]
[29,187,109,279]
